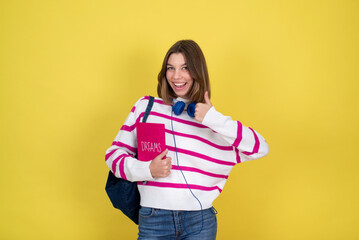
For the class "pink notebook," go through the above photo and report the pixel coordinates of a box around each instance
[136,122,166,161]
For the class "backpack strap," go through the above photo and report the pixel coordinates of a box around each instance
[142,96,154,123]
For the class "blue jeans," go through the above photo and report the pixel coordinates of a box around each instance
[138,207,217,240]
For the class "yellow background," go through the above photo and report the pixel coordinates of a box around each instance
[1,0,358,239]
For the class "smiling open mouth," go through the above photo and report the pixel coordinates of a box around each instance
[173,82,187,89]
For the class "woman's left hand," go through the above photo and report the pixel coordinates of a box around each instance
[195,91,213,123]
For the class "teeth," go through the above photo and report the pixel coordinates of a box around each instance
[174,83,186,87]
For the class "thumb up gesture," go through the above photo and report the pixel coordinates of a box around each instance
[195,91,213,123]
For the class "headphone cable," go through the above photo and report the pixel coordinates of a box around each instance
[170,110,203,235]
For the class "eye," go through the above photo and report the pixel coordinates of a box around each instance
[167,66,174,70]
[182,66,188,70]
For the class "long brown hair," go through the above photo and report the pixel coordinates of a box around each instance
[157,40,211,104]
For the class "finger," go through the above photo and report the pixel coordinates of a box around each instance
[162,167,171,176]
[156,148,168,160]
[162,157,171,165]
[194,112,199,119]
[204,91,211,105]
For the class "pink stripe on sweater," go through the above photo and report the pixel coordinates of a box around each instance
[112,141,137,154]
[233,121,243,148]
[242,128,260,156]
[165,129,233,151]
[120,112,144,132]
[131,106,136,113]
[121,124,136,132]
[172,165,228,179]
[111,154,127,175]
[119,156,127,180]
[120,121,229,153]
[120,112,146,132]
[105,149,117,161]
[167,146,235,166]
[151,112,208,129]
[120,120,231,151]
[235,148,241,164]
[121,109,211,134]
[138,181,222,193]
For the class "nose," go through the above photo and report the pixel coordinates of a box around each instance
[173,69,181,79]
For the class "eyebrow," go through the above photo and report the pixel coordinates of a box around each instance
[166,63,188,66]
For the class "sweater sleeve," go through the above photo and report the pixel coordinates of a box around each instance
[201,106,269,162]
[105,97,154,182]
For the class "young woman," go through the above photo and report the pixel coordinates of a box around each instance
[105,40,269,239]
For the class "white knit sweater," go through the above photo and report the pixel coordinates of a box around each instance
[105,96,269,210]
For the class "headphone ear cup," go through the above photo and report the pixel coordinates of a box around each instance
[187,102,196,118]
[172,101,186,115]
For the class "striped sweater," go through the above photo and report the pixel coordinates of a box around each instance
[105,96,269,210]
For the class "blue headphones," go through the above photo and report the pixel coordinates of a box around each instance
[172,101,197,117]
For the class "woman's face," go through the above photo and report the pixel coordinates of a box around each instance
[166,53,194,99]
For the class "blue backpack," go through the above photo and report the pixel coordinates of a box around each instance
[105,96,154,224]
